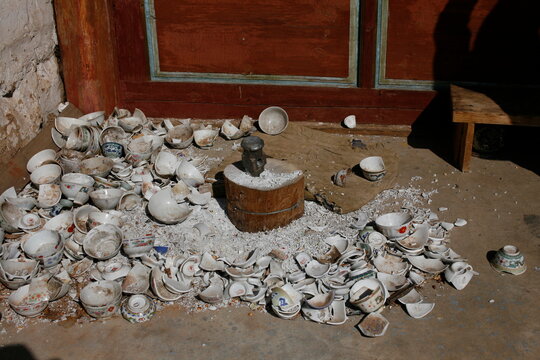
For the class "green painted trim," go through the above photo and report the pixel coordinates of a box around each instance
[144,0,360,87]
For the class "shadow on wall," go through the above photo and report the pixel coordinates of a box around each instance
[408,0,540,174]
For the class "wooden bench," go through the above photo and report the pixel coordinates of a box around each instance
[451,85,540,172]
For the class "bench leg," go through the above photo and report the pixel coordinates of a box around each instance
[454,122,475,172]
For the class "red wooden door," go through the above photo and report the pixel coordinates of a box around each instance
[55,0,437,125]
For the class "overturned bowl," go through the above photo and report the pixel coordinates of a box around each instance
[148,187,191,225]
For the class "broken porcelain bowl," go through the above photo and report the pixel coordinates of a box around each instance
[79,111,105,127]
[37,184,62,209]
[373,253,409,275]
[73,204,100,233]
[8,283,49,317]
[375,212,413,240]
[221,120,243,140]
[444,261,478,290]
[83,224,123,260]
[176,160,205,188]
[407,255,447,274]
[165,125,193,149]
[122,233,155,258]
[87,210,124,230]
[357,312,389,337]
[89,188,124,210]
[305,291,335,310]
[80,280,122,318]
[398,288,423,305]
[60,173,95,203]
[148,187,192,225]
[376,272,409,292]
[80,157,114,178]
[154,151,179,177]
[187,188,211,206]
[343,115,356,129]
[258,106,289,135]
[122,263,151,294]
[305,260,331,279]
[97,260,131,281]
[359,156,386,181]
[22,230,64,268]
[55,116,87,136]
[349,278,388,313]
[30,164,62,186]
[118,116,144,133]
[193,128,219,148]
[27,149,57,173]
[406,302,435,319]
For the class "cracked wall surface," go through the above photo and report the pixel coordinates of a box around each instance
[0,0,64,159]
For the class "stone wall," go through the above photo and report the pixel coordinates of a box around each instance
[0,0,64,159]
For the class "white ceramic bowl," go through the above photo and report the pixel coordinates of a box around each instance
[90,188,124,210]
[87,211,124,229]
[359,156,386,181]
[165,125,193,149]
[122,233,155,258]
[8,284,49,317]
[258,106,289,135]
[79,111,105,127]
[30,164,62,186]
[193,129,218,148]
[375,212,413,239]
[27,149,57,173]
[80,157,114,178]
[80,280,122,318]
[60,173,95,202]
[22,230,62,258]
[83,224,123,260]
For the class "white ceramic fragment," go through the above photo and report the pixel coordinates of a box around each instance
[343,115,356,129]
[406,302,435,319]
[454,218,467,227]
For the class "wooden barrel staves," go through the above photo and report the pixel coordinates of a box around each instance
[224,158,304,233]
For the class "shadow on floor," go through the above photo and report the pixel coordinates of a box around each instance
[0,344,59,360]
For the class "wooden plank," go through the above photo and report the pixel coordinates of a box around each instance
[121,101,424,125]
[452,85,540,126]
[453,122,475,172]
[154,0,351,78]
[54,0,118,113]
[0,104,83,194]
[120,81,435,108]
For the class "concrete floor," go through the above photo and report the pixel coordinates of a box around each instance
[0,133,539,360]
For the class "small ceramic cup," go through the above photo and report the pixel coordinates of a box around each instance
[489,245,526,275]
[121,294,156,323]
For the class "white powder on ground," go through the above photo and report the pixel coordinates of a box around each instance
[225,166,303,190]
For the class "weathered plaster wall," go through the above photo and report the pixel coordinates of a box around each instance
[0,0,64,158]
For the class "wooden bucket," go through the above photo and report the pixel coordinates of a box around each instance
[224,159,304,233]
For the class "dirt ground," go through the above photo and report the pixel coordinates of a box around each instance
[0,130,538,360]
